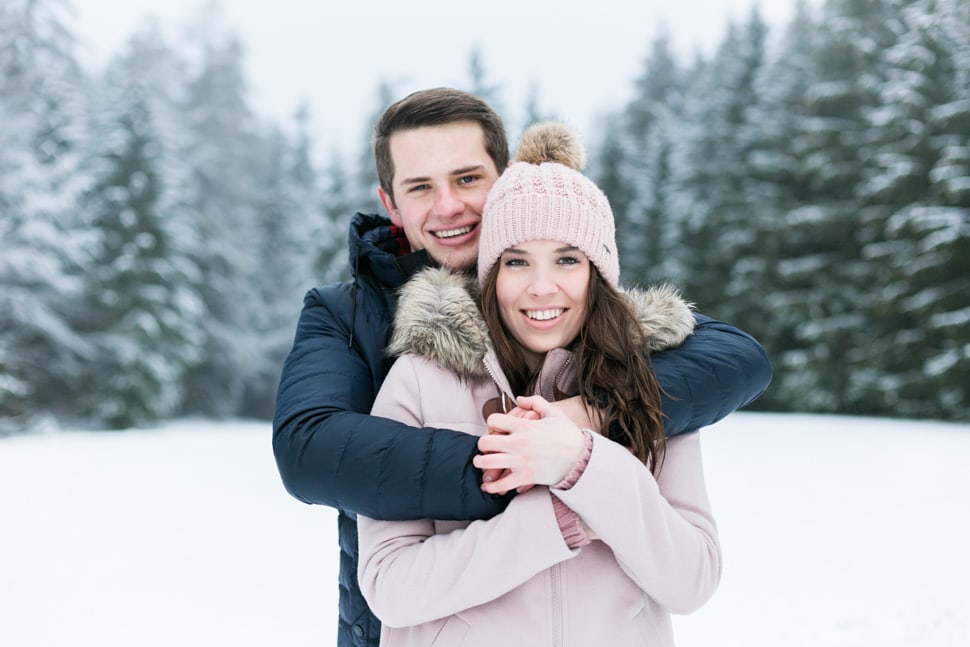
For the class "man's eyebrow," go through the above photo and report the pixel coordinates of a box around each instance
[450,165,486,177]
[399,165,488,187]
[399,175,431,186]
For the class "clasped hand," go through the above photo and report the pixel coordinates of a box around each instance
[474,395,587,495]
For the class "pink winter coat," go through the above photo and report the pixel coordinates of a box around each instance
[357,268,721,647]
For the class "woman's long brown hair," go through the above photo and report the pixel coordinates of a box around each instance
[479,265,666,474]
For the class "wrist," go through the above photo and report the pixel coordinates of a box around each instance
[552,497,590,549]
[553,429,593,490]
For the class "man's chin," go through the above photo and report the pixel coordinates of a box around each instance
[428,244,478,272]
[434,252,477,273]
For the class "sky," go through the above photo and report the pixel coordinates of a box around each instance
[2,412,969,646]
[71,0,807,159]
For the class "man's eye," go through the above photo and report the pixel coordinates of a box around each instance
[458,175,477,185]
[407,184,430,193]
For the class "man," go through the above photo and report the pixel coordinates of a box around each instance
[272,87,771,647]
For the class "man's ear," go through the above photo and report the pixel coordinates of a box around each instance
[378,186,402,226]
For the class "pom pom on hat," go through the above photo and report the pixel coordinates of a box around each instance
[514,122,587,169]
[478,122,619,288]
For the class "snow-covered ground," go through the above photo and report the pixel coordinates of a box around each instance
[2,412,968,646]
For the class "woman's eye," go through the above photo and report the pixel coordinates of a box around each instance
[503,258,526,267]
[558,256,580,265]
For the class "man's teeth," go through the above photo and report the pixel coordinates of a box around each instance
[526,309,564,321]
[434,226,473,239]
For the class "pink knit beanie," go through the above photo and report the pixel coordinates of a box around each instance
[478,122,619,288]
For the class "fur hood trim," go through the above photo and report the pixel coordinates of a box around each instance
[387,267,695,380]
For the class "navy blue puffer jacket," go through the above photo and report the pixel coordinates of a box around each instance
[273,213,771,647]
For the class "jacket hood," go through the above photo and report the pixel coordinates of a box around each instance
[387,267,695,380]
[348,212,432,290]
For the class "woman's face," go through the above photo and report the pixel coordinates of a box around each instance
[495,239,591,368]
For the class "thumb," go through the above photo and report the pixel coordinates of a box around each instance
[514,395,566,420]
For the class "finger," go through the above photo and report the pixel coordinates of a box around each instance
[477,432,510,454]
[473,452,519,471]
[510,395,543,412]
[485,412,516,432]
[515,395,568,420]
[478,430,523,454]
[482,470,533,495]
[480,467,502,483]
[507,407,540,421]
[486,412,539,435]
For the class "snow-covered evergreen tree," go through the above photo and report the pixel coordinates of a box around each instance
[860,0,970,418]
[75,71,204,428]
[742,0,824,412]
[0,0,91,429]
[597,33,686,286]
[243,110,328,418]
[674,8,769,320]
[317,147,355,284]
[177,25,264,417]
[765,0,901,414]
[352,80,395,218]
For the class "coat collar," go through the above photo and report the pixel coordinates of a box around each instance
[387,267,697,382]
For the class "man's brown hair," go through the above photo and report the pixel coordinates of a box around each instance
[373,87,509,205]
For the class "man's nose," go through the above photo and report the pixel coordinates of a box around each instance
[432,185,463,218]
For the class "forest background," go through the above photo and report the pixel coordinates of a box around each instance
[1,0,968,432]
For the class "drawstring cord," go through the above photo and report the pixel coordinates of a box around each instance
[348,247,360,349]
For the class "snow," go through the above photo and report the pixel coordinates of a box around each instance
[2,412,968,646]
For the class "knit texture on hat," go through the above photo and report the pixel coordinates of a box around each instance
[478,123,619,288]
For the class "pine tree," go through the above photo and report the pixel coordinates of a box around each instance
[75,76,204,428]
[353,80,395,218]
[860,0,970,418]
[675,9,769,319]
[244,110,328,418]
[0,0,90,429]
[765,0,901,414]
[608,33,686,286]
[742,0,824,411]
[318,147,355,283]
[177,26,264,416]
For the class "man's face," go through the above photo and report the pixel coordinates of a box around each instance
[378,121,500,271]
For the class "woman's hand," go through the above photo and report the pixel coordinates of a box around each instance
[474,396,586,495]
[478,404,539,491]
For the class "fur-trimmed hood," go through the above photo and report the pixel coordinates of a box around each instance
[387,267,695,381]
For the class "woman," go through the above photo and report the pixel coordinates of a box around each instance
[357,123,720,646]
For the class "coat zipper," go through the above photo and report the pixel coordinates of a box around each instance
[484,351,567,645]
[482,356,516,412]
[551,564,564,647]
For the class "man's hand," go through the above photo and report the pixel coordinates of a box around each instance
[522,394,602,434]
